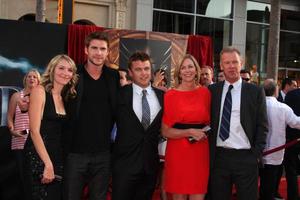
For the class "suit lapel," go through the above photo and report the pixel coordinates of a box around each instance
[124,84,143,127]
[147,87,163,129]
[76,71,84,118]
[124,85,163,131]
[240,81,248,134]
[214,82,224,133]
[153,87,163,107]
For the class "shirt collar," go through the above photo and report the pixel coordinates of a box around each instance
[280,90,286,99]
[224,77,242,91]
[266,96,277,101]
[132,83,152,96]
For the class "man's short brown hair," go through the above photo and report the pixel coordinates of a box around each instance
[127,51,152,69]
[85,31,109,48]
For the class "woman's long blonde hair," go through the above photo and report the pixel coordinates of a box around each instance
[174,54,201,87]
[40,54,78,101]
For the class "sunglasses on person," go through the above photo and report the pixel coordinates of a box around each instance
[242,78,250,82]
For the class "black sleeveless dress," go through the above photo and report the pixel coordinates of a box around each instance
[24,91,66,200]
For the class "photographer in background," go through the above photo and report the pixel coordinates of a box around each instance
[200,65,214,86]
[118,68,132,87]
[240,69,251,83]
[153,67,168,92]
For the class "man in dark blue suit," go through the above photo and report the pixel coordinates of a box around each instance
[284,88,300,200]
[274,77,297,200]
[112,52,164,200]
[277,78,297,102]
[208,46,268,200]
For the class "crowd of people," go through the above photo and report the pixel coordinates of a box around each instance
[6,30,300,200]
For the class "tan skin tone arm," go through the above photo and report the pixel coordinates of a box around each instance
[161,123,207,141]
[18,94,30,111]
[29,85,54,184]
[153,70,165,87]
[7,92,25,137]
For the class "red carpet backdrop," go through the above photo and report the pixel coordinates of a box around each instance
[0,19,213,200]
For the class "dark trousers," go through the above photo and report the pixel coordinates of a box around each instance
[259,164,280,200]
[209,148,258,200]
[0,149,23,200]
[284,144,300,200]
[64,151,111,200]
[12,150,26,198]
[274,163,283,195]
[112,169,157,200]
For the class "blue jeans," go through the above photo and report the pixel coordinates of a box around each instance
[63,151,111,200]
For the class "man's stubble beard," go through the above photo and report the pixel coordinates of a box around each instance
[88,57,105,67]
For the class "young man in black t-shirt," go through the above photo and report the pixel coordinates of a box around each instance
[64,31,120,200]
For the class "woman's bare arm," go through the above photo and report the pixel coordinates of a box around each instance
[29,86,54,184]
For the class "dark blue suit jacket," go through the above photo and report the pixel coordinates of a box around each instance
[113,84,164,175]
[285,88,300,141]
[277,90,284,103]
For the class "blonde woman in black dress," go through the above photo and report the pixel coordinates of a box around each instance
[24,55,77,200]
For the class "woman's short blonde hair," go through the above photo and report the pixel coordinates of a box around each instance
[23,69,41,88]
[40,54,78,101]
[174,54,201,87]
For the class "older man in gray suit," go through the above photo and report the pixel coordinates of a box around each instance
[208,46,268,200]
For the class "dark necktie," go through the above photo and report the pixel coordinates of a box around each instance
[141,90,150,130]
[219,85,233,141]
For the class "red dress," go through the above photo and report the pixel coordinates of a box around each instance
[163,87,211,194]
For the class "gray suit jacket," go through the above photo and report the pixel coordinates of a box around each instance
[208,81,268,169]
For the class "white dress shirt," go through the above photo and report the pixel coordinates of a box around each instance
[217,78,251,149]
[263,96,300,165]
[280,90,286,101]
[132,83,161,124]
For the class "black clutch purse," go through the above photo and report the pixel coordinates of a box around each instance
[172,123,210,143]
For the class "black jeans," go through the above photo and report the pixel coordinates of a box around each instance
[64,151,111,200]
[259,164,280,200]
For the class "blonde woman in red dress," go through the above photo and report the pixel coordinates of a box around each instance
[162,54,211,200]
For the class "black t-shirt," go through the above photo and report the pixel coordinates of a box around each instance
[71,68,112,153]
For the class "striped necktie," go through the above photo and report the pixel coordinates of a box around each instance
[219,85,233,141]
[141,90,150,130]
